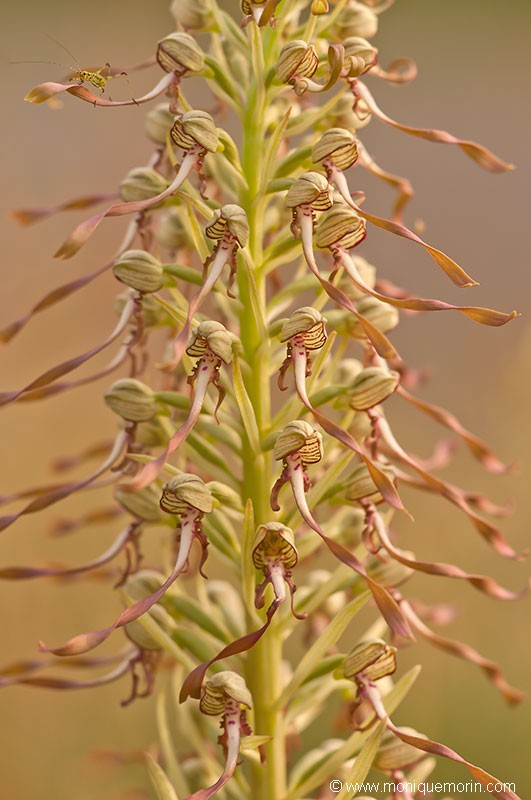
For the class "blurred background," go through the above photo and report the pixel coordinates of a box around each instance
[0,0,529,798]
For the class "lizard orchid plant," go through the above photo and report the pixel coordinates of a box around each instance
[1,1,526,799]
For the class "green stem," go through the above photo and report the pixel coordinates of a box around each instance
[238,21,286,800]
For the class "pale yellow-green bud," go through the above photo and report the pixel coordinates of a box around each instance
[156,32,204,74]
[122,571,174,650]
[207,481,243,511]
[374,729,426,771]
[199,671,252,715]
[311,0,330,14]
[343,639,397,682]
[119,167,168,203]
[334,358,364,386]
[345,463,396,505]
[329,2,378,40]
[144,103,175,145]
[157,208,190,251]
[316,94,372,132]
[276,41,319,84]
[169,0,212,31]
[252,523,298,570]
[160,473,213,515]
[274,420,323,464]
[205,204,249,248]
[343,36,378,77]
[186,320,235,365]
[348,366,400,411]
[170,110,219,153]
[285,172,333,211]
[104,379,157,422]
[114,484,165,522]
[315,205,366,251]
[356,296,399,334]
[280,307,327,350]
[135,417,171,448]
[112,249,164,294]
[312,129,359,171]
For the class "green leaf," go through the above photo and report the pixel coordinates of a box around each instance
[240,499,261,626]
[163,595,232,644]
[383,664,422,716]
[204,55,243,108]
[275,592,370,709]
[162,263,203,287]
[273,145,313,179]
[156,685,191,798]
[238,251,269,343]
[260,108,292,193]
[145,752,180,800]
[232,357,261,455]
[333,722,387,800]
[185,201,210,262]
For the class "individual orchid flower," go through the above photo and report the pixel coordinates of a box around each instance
[341,640,521,800]
[312,127,515,290]
[313,202,517,326]
[125,320,235,492]
[286,171,398,360]
[270,420,412,639]
[54,110,219,259]
[180,522,305,703]
[241,0,281,28]
[275,40,345,95]
[185,671,253,800]
[162,204,248,372]
[39,474,213,656]
[277,306,403,511]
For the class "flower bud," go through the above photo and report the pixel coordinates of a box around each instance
[345,463,396,505]
[343,639,397,682]
[169,0,212,31]
[348,366,399,411]
[144,103,174,145]
[312,129,359,171]
[374,729,426,771]
[156,208,190,250]
[186,320,235,365]
[104,379,158,422]
[315,205,366,251]
[156,32,204,74]
[334,358,364,386]
[114,484,165,522]
[311,0,330,13]
[205,204,249,247]
[274,420,323,464]
[280,307,327,349]
[329,3,378,40]
[343,36,378,78]
[135,418,171,448]
[160,473,214,515]
[119,167,168,203]
[252,523,298,570]
[170,110,219,153]
[112,250,164,294]
[316,95,372,132]
[285,172,333,211]
[199,671,252,715]
[276,41,319,84]
[353,297,399,336]
[122,571,173,650]
[114,290,172,328]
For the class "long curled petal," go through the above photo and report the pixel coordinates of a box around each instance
[0,298,134,406]
[0,656,134,690]
[11,192,119,226]
[332,169,478,288]
[185,708,242,800]
[355,81,514,173]
[0,432,127,533]
[339,251,517,327]
[25,72,174,107]
[55,152,198,260]
[357,140,413,222]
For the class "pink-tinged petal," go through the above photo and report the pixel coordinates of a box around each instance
[298,212,398,359]
[25,72,174,107]
[11,192,119,226]
[356,81,514,173]
[0,525,133,580]
[370,57,418,84]
[357,141,414,222]
[340,251,518,326]
[54,153,198,260]
[39,517,197,656]
[185,708,242,800]
[400,596,525,705]
[386,723,522,800]
[0,432,127,533]
[371,509,529,601]
[288,462,412,640]
[0,263,111,344]
[0,297,133,406]
[332,169,478,288]
[397,386,512,474]
[377,415,524,560]
[0,657,134,691]
[180,602,279,703]
[292,349,406,514]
